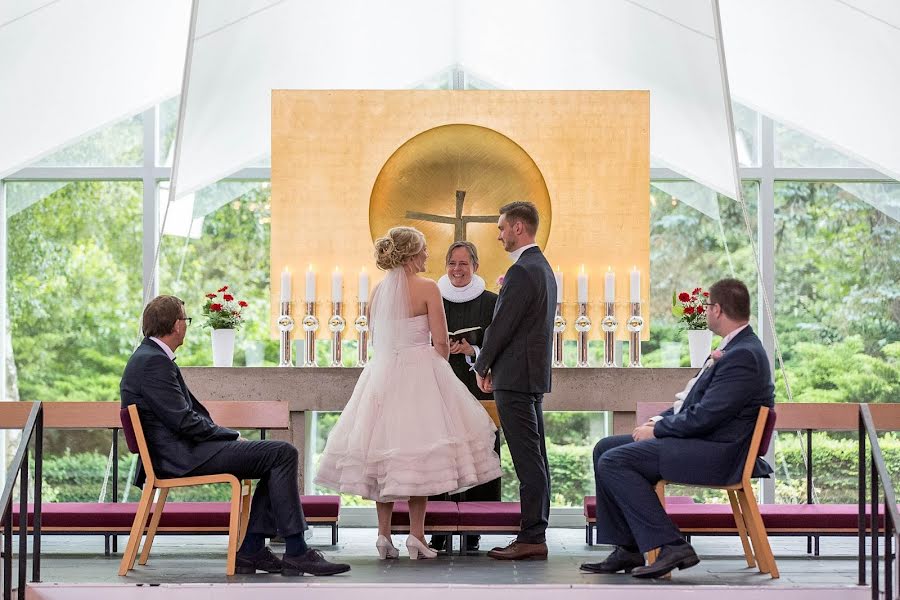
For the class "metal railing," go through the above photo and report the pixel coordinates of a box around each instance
[858,403,899,599]
[0,402,43,600]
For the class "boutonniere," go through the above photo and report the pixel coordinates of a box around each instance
[711,349,725,362]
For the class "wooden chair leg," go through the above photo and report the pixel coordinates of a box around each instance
[118,485,155,576]
[226,479,243,576]
[738,488,779,579]
[728,490,756,568]
[238,479,252,548]
[138,487,169,565]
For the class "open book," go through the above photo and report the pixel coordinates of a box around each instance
[449,326,481,345]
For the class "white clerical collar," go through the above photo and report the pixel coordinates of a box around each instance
[438,274,486,303]
[149,336,176,361]
[508,243,538,263]
[718,323,750,351]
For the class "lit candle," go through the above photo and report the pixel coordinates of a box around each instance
[554,266,563,303]
[280,267,292,303]
[332,267,343,303]
[305,265,316,303]
[630,267,641,303]
[577,264,588,304]
[358,267,370,301]
[604,267,615,303]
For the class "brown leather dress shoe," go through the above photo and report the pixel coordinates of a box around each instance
[486,541,548,560]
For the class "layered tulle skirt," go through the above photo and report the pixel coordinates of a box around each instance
[314,345,502,502]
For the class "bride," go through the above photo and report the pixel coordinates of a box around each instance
[314,226,502,560]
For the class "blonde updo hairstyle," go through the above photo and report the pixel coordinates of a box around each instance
[374,226,426,270]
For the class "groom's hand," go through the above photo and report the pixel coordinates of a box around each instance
[476,371,493,393]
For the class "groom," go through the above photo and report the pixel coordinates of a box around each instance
[475,201,556,560]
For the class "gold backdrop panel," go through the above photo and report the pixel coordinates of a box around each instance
[370,123,551,283]
[271,90,650,341]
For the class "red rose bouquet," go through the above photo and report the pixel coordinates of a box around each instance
[202,285,248,329]
[672,287,710,330]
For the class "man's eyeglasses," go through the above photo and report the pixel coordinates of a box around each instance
[178,317,193,326]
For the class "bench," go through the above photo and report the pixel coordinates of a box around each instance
[0,401,342,552]
[582,402,900,553]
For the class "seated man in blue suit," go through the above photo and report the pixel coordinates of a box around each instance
[581,278,774,579]
[121,295,349,577]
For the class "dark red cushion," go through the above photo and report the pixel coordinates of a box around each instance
[665,503,888,530]
[390,501,459,527]
[759,409,777,456]
[120,407,139,454]
[457,502,521,527]
[584,495,695,519]
[300,495,340,518]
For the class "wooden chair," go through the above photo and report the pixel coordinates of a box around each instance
[117,404,252,576]
[654,406,779,578]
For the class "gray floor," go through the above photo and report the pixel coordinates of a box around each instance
[15,526,872,589]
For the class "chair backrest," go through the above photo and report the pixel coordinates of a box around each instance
[120,407,139,454]
[758,408,777,456]
[123,404,156,483]
[740,406,773,483]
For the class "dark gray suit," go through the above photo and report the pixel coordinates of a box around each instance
[474,246,556,544]
[120,338,307,537]
[593,326,775,552]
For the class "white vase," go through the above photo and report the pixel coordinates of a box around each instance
[687,329,713,368]
[211,329,235,367]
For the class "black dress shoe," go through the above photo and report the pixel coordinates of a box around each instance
[631,543,700,579]
[429,535,448,552]
[235,546,283,574]
[465,535,481,553]
[282,549,351,577]
[580,546,645,574]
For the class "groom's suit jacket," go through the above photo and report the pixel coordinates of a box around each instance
[652,325,775,485]
[120,338,239,486]
[474,246,556,394]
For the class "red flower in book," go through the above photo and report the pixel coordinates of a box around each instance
[223,294,234,301]
[678,292,690,302]
[210,303,223,312]
[205,293,216,298]
[238,301,248,307]
[217,286,228,292]
[684,306,695,315]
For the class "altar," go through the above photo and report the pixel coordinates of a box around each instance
[182,367,689,489]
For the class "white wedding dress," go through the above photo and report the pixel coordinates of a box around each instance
[314,268,502,502]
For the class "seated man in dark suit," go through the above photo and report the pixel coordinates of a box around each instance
[120,295,349,577]
[581,278,774,579]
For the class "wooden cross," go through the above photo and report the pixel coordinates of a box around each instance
[406,190,497,241]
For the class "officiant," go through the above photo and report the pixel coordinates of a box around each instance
[431,241,502,553]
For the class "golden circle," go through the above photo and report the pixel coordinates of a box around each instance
[369,124,551,283]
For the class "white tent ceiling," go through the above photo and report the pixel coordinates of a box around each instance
[2,0,898,204]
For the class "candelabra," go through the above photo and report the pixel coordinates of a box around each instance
[600,301,618,367]
[552,303,566,367]
[302,301,319,367]
[355,301,369,367]
[575,303,592,368]
[627,301,644,367]
[329,301,346,367]
[277,301,294,367]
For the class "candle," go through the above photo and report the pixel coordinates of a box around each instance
[605,267,615,303]
[630,267,641,303]
[280,267,292,303]
[332,267,343,302]
[358,267,370,301]
[554,266,563,303]
[577,265,588,304]
[305,265,316,302]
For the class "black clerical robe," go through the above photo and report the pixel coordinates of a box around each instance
[444,291,498,400]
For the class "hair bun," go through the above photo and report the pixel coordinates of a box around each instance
[373,227,425,270]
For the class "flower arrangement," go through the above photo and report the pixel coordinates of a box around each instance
[672,287,710,330]
[202,285,248,330]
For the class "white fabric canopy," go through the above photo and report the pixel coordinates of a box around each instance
[0,0,189,179]
[173,0,739,199]
[721,0,900,182]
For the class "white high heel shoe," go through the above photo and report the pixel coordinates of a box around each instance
[376,535,400,559]
[405,535,438,560]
